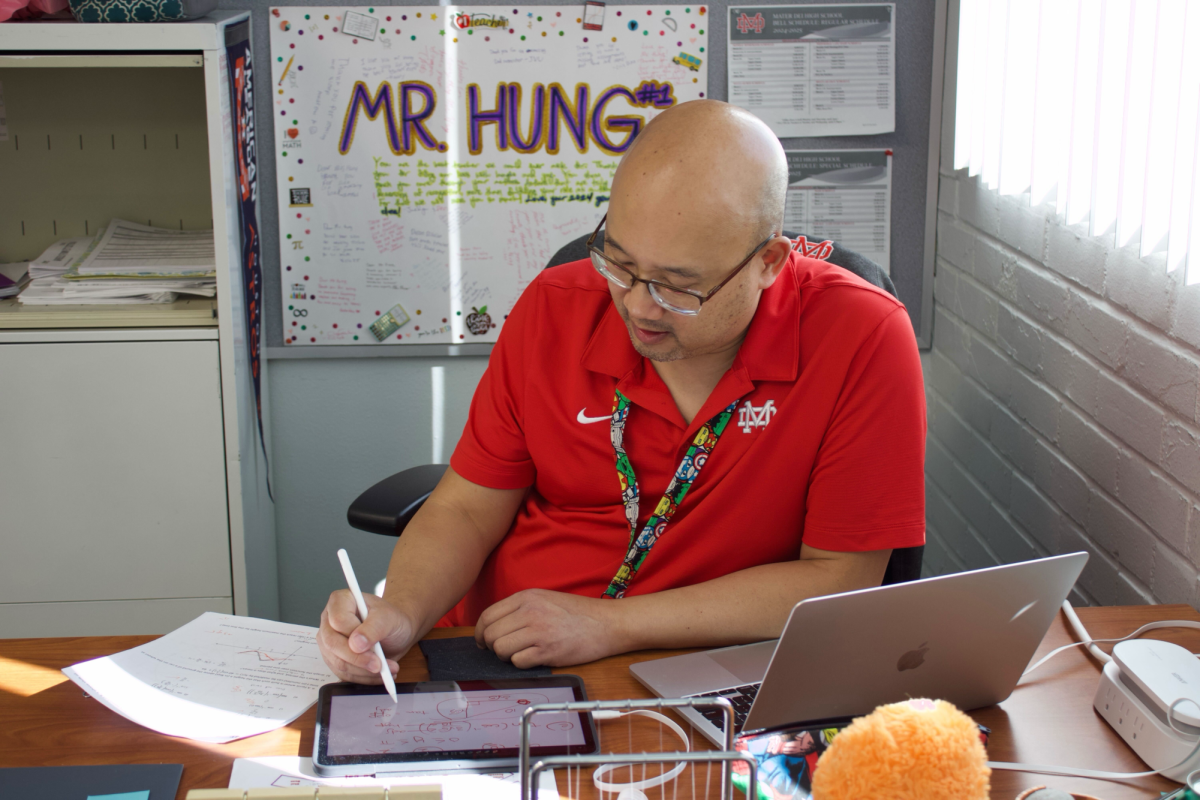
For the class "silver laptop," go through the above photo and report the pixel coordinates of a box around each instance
[630,552,1088,744]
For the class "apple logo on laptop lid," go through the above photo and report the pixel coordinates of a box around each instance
[897,642,929,672]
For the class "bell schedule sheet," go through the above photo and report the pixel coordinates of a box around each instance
[782,150,892,272]
[728,4,895,138]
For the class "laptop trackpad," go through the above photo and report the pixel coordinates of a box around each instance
[708,640,776,684]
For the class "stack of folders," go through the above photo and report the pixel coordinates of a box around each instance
[18,219,217,305]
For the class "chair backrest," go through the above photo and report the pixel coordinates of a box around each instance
[547,229,922,585]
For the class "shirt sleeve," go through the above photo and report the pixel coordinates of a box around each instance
[801,305,927,552]
[448,279,540,489]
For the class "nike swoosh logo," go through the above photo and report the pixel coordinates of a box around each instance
[577,409,610,424]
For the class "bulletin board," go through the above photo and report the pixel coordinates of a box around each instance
[270,5,708,345]
[256,0,945,353]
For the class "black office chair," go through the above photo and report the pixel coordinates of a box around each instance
[347,231,922,585]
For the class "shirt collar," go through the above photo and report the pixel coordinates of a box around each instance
[581,250,802,384]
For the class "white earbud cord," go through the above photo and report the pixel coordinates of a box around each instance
[591,709,690,794]
[988,601,1200,783]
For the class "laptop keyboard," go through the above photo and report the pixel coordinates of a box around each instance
[684,683,761,733]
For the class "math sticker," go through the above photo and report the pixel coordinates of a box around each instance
[289,188,312,207]
[369,303,411,341]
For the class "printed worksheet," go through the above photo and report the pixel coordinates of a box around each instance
[783,150,891,272]
[728,4,895,137]
[63,612,336,743]
[229,756,561,799]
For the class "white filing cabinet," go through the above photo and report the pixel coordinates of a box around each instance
[0,12,276,635]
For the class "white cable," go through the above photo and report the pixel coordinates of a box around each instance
[1061,597,1115,665]
[1021,600,1200,678]
[990,601,1200,785]
[988,699,1200,781]
[591,710,690,794]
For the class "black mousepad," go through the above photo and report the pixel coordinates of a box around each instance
[419,636,552,680]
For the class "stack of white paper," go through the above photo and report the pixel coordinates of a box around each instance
[63,612,338,743]
[18,221,217,305]
[75,219,216,277]
[19,281,178,304]
[60,279,216,299]
[28,236,91,279]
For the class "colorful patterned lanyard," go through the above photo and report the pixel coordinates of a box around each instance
[604,389,740,599]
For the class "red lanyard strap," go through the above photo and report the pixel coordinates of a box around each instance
[604,390,740,599]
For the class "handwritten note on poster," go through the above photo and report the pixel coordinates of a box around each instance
[271,5,709,345]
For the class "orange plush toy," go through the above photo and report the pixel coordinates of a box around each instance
[811,698,991,800]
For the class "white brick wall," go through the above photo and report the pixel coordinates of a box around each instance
[926,171,1200,607]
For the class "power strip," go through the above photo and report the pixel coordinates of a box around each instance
[1092,641,1200,782]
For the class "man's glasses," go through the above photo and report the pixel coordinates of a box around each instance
[585,213,783,316]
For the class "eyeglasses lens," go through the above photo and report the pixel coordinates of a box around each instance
[588,250,701,315]
[648,284,701,314]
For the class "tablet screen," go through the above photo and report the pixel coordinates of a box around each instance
[326,685,586,756]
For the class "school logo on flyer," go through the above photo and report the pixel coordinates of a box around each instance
[737,399,776,433]
[735,12,766,34]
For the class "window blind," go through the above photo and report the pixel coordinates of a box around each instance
[954,0,1200,284]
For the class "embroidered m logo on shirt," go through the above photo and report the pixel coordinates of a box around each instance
[795,236,835,261]
[737,399,776,433]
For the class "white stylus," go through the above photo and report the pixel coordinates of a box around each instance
[337,548,398,703]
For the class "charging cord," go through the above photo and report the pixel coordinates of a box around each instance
[987,600,1200,785]
[590,709,690,797]
[987,697,1200,782]
[1020,601,1200,678]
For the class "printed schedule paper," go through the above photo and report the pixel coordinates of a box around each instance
[783,150,891,272]
[63,613,337,743]
[728,4,895,137]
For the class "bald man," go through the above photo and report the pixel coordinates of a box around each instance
[317,100,926,682]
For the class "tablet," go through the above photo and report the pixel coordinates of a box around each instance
[313,676,598,776]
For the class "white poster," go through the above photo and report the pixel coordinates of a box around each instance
[728,4,894,138]
[270,5,709,345]
[783,150,891,272]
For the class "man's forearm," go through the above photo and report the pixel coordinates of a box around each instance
[606,547,891,652]
[380,469,527,639]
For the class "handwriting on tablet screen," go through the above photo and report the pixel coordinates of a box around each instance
[327,687,584,756]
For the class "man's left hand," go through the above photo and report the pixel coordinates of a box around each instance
[474,588,623,668]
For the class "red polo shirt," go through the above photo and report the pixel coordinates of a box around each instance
[440,251,926,626]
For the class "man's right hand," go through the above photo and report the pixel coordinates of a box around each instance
[317,589,415,684]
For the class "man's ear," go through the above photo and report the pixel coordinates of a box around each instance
[757,236,794,289]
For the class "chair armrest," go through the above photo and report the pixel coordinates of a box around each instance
[347,464,449,537]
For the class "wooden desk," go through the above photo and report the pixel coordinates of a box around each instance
[3,605,1199,799]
